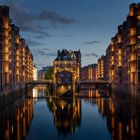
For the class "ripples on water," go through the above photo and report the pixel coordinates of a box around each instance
[0,85,140,140]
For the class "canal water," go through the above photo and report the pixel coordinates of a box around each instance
[0,85,140,140]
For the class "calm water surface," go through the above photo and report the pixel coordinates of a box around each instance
[0,86,140,140]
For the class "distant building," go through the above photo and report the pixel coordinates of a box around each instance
[38,66,52,80]
[33,65,38,81]
[53,49,81,84]
[80,64,97,81]
[96,55,106,80]
[106,38,115,82]
[38,70,46,80]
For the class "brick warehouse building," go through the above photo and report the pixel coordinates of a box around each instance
[0,6,33,93]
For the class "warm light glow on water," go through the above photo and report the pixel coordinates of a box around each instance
[0,86,140,140]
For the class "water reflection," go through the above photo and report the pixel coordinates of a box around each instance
[46,97,81,136]
[106,97,140,140]
[28,85,50,98]
[85,96,140,140]
[0,86,140,140]
[0,94,33,140]
[79,88,111,98]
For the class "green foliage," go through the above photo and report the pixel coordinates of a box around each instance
[45,68,53,80]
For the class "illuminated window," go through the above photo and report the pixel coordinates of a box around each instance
[130,28,136,36]
[118,49,121,55]
[118,61,122,66]
[4,19,9,29]
[111,46,114,51]
[130,54,135,61]
[130,8,134,16]
[130,37,136,45]
[118,35,122,43]
[130,73,135,82]
[118,55,121,61]
[130,64,136,72]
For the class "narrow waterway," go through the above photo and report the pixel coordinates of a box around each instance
[0,85,140,140]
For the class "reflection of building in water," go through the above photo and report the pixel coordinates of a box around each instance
[27,85,51,98]
[33,85,47,97]
[33,87,38,98]
[36,85,47,92]
[0,98,33,140]
[107,98,140,140]
[80,89,99,98]
[80,88,110,98]
[46,97,81,136]
[35,85,52,97]
[89,96,140,140]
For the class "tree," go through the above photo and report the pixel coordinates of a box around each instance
[45,67,53,80]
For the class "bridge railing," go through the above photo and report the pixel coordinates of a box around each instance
[78,80,111,84]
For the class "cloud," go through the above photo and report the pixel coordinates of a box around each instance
[3,0,78,36]
[38,9,78,25]
[82,40,101,45]
[38,50,47,56]
[3,0,49,36]
[37,50,56,57]
[66,34,74,38]
[42,48,50,51]
[2,0,78,69]
[36,63,45,67]
[35,62,47,69]
[85,53,99,58]
[26,39,45,47]
[35,35,47,39]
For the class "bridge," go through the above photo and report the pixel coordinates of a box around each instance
[77,80,111,90]
[25,80,111,97]
[78,80,111,84]
[25,80,54,98]
[26,80,110,86]
[25,80,53,92]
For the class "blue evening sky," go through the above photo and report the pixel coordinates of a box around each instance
[1,0,139,69]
